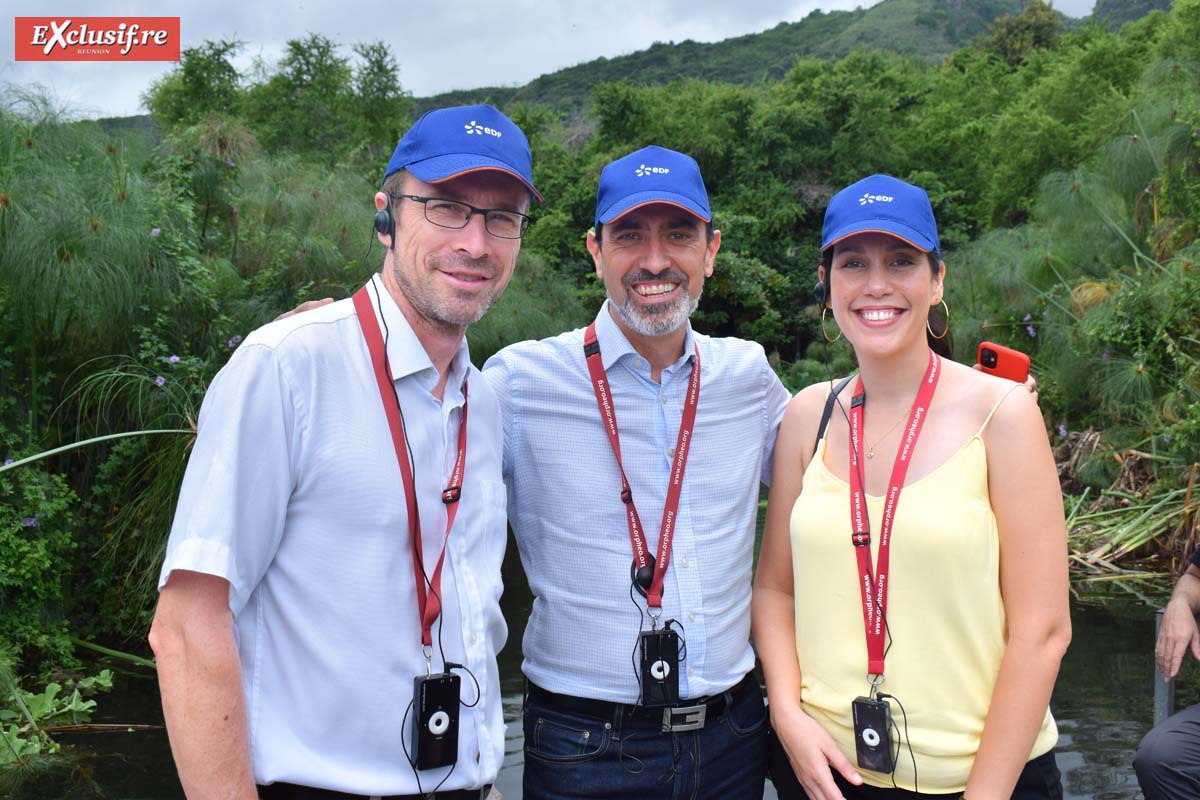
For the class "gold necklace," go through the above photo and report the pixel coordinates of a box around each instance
[865,412,909,459]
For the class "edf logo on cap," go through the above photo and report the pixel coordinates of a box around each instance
[464,120,501,138]
[383,104,541,201]
[595,145,711,228]
[821,174,939,253]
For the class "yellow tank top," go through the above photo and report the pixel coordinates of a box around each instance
[789,387,1057,792]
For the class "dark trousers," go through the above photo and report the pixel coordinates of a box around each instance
[521,678,768,799]
[768,729,1063,799]
[257,783,490,800]
[1135,702,1200,799]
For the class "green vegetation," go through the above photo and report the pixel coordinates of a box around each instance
[1,668,113,765]
[0,0,1196,767]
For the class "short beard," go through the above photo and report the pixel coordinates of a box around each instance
[609,269,700,337]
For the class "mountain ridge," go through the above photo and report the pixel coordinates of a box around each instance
[415,0,1025,113]
[415,0,1174,114]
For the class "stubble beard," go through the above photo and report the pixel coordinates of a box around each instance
[610,269,701,337]
[390,254,506,331]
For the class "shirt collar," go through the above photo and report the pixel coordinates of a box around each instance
[368,274,471,395]
[594,299,698,373]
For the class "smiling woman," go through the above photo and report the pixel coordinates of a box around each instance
[753,174,1071,800]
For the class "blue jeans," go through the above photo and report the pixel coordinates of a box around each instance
[522,678,768,799]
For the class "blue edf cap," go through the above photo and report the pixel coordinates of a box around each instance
[821,174,939,254]
[594,145,711,228]
[382,104,541,202]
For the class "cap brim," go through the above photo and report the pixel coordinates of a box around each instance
[407,154,542,202]
[821,220,936,253]
[598,191,711,225]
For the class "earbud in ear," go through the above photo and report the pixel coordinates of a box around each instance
[373,209,393,238]
[813,278,827,306]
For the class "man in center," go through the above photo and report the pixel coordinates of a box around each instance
[483,145,790,798]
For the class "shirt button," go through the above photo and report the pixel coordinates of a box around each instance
[688,612,697,622]
[661,394,669,404]
[687,667,696,676]
[470,632,479,644]
[681,558,690,568]
[666,447,675,459]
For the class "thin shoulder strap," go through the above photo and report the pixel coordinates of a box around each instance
[978,382,1026,436]
[812,375,856,458]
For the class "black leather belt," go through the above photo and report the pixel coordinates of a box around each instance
[526,672,754,733]
[257,782,491,800]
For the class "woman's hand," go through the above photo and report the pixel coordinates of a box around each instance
[970,362,1037,395]
[772,701,863,800]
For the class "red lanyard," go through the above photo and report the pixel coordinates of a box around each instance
[353,285,468,647]
[583,322,701,609]
[847,350,940,676]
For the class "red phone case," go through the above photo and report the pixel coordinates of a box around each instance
[976,341,1030,383]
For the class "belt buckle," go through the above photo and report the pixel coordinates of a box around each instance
[661,703,706,732]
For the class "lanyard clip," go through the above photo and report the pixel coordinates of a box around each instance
[441,485,461,504]
[867,673,885,700]
[648,606,662,630]
[423,645,433,675]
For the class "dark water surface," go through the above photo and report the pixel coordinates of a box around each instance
[16,552,1183,798]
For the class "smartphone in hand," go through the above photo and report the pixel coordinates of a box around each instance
[976,341,1031,384]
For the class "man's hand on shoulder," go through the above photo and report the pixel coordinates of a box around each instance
[275,297,334,322]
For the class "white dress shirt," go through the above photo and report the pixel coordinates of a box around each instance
[483,302,790,703]
[159,274,508,795]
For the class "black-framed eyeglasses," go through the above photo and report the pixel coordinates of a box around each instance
[390,193,531,240]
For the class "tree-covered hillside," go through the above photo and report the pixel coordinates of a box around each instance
[418,0,1026,112]
[415,0,1174,114]
[1093,0,1175,29]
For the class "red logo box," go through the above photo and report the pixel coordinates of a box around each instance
[14,17,180,61]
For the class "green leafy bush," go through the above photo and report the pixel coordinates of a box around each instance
[0,437,78,670]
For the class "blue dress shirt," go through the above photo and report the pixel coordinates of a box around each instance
[483,302,791,703]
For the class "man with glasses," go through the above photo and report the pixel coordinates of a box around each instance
[484,146,789,799]
[150,105,535,800]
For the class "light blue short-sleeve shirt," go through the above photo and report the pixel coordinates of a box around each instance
[159,274,509,794]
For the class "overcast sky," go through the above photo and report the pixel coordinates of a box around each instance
[2,0,1097,119]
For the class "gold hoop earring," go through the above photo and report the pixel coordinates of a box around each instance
[821,307,843,343]
[927,299,950,340]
